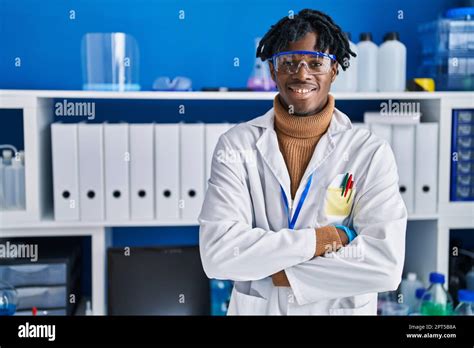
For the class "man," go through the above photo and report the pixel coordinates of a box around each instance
[199,9,407,315]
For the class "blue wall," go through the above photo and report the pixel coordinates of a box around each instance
[0,0,464,91]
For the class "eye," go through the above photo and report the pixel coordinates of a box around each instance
[308,60,323,68]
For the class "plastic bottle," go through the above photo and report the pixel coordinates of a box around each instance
[331,32,358,92]
[247,37,275,91]
[2,150,12,165]
[411,287,427,315]
[454,289,474,315]
[4,151,25,210]
[2,150,14,209]
[400,272,424,313]
[420,272,454,315]
[356,32,378,92]
[15,151,25,209]
[377,32,407,92]
[466,266,474,291]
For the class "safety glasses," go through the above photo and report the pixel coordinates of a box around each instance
[271,50,336,75]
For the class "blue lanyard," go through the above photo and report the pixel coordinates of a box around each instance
[280,173,314,229]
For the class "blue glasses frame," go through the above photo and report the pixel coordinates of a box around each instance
[271,50,337,75]
[271,50,337,61]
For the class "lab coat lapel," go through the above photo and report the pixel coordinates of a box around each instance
[251,109,292,198]
[298,108,353,188]
[249,107,353,201]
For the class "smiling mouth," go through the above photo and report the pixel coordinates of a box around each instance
[288,86,317,95]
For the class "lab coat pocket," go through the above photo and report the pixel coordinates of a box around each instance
[328,296,377,315]
[227,284,268,315]
[325,187,355,216]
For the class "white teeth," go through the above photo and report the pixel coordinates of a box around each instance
[294,88,311,94]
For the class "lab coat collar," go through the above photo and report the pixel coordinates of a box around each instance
[250,106,353,201]
[248,106,353,136]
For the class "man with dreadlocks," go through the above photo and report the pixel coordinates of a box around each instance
[199,9,407,315]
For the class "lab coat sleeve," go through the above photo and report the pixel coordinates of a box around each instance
[198,134,316,282]
[285,141,407,305]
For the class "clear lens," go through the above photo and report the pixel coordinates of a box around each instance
[275,53,332,75]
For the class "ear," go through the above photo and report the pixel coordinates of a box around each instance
[330,62,338,83]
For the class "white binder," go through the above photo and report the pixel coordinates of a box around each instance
[392,124,415,214]
[155,124,180,220]
[104,123,130,221]
[78,123,105,221]
[180,123,205,221]
[130,124,155,220]
[205,123,231,183]
[51,123,80,221]
[415,123,439,214]
[370,123,393,145]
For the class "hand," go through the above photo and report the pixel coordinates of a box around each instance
[314,225,349,257]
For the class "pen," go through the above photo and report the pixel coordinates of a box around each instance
[346,180,354,203]
[344,174,353,198]
[341,173,349,196]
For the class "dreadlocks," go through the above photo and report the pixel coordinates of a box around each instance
[257,9,356,71]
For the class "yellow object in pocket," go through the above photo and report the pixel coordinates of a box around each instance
[324,187,355,216]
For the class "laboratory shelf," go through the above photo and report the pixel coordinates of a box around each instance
[0,214,441,231]
[0,215,199,230]
[1,89,473,101]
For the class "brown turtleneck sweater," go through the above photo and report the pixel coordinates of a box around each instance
[271,94,349,287]
[274,94,335,199]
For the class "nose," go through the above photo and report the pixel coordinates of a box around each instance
[294,61,313,79]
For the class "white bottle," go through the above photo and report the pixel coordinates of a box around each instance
[357,33,378,92]
[14,151,26,209]
[377,32,406,92]
[2,149,12,165]
[331,33,358,92]
[2,150,14,209]
[4,151,25,210]
[400,272,423,313]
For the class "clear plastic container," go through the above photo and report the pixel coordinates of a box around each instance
[454,289,474,315]
[247,38,275,91]
[381,301,409,315]
[400,272,424,314]
[81,32,140,91]
[418,8,474,91]
[420,272,454,315]
[418,8,474,56]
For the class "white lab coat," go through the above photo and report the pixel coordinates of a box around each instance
[198,106,407,315]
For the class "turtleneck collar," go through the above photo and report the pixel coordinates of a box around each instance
[273,94,335,139]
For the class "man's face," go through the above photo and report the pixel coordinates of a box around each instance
[269,32,338,116]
